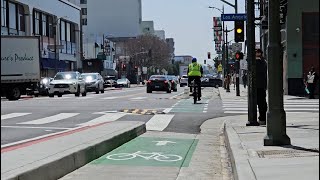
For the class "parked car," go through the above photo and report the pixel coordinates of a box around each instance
[48,71,86,97]
[104,75,117,87]
[180,75,188,87]
[116,78,131,88]
[81,73,105,94]
[167,75,178,92]
[146,75,171,93]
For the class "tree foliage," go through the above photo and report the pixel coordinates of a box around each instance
[124,34,171,70]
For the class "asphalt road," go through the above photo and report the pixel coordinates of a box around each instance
[1,86,225,147]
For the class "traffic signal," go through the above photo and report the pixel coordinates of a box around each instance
[122,64,126,71]
[235,51,244,60]
[207,52,211,59]
[234,21,244,42]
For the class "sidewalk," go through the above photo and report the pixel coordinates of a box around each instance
[218,86,319,180]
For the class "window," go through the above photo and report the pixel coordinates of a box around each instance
[42,14,47,36]
[60,20,65,40]
[70,23,75,43]
[34,11,41,35]
[80,0,87,4]
[81,18,87,25]
[66,22,70,41]
[48,15,53,38]
[17,4,24,31]
[8,2,16,29]
[81,8,87,15]
[1,0,7,27]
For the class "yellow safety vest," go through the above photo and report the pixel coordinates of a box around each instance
[218,64,223,72]
[188,63,201,76]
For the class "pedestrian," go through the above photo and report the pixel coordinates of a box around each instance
[305,67,318,99]
[242,71,247,88]
[247,49,267,126]
[232,73,236,90]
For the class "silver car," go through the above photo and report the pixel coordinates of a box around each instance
[48,71,86,97]
[180,75,188,87]
[81,73,105,94]
[116,78,131,88]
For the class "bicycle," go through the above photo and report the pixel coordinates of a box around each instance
[190,79,198,104]
[106,151,182,162]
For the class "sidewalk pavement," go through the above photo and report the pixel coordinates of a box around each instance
[218,86,319,180]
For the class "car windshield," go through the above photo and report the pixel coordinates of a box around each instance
[150,76,166,80]
[81,74,98,81]
[182,75,188,78]
[167,76,175,80]
[117,79,127,83]
[54,73,77,80]
[105,76,116,80]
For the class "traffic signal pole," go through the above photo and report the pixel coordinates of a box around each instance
[263,0,291,146]
[246,0,258,126]
[225,26,230,93]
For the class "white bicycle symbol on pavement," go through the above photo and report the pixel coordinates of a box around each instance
[106,151,183,162]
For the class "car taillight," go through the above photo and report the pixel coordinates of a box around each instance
[171,80,174,83]
[164,81,168,83]
[147,80,151,84]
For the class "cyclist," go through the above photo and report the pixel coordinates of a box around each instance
[187,57,203,101]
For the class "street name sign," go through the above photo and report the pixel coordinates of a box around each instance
[221,14,247,21]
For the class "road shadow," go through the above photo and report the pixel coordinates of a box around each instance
[281,145,319,153]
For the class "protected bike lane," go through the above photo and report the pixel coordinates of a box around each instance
[60,125,233,180]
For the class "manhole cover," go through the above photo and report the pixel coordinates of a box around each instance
[256,149,319,158]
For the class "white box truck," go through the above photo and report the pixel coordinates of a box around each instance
[1,36,41,100]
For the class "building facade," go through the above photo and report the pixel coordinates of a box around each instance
[154,30,165,40]
[140,21,155,35]
[1,0,81,77]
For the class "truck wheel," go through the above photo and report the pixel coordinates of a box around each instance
[7,87,21,100]
[58,94,63,97]
[49,94,54,98]
[95,87,99,94]
[82,88,87,96]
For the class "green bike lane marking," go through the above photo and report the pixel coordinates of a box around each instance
[91,137,198,167]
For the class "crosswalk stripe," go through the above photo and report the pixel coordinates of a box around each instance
[101,97,119,100]
[1,113,31,120]
[146,114,174,131]
[77,113,126,126]
[18,113,79,125]
[130,97,147,100]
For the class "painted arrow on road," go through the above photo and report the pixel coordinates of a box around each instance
[153,140,176,146]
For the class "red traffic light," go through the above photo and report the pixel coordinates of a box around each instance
[235,52,243,60]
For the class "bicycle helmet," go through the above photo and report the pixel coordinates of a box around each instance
[192,58,197,63]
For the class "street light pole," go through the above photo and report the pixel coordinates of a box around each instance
[225,26,230,92]
[264,0,291,146]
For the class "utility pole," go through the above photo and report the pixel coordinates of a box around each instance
[246,0,258,126]
[225,26,230,93]
[264,0,291,146]
[54,17,58,74]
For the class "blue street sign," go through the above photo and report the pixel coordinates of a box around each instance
[221,14,247,21]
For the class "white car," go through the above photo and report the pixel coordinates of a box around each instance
[48,71,86,97]
[81,73,105,94]
[180,75,188,87]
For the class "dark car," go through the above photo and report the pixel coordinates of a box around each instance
[146,75,172,93]
[167,75,178,92]
[27,77,53,97]
[201,73,223,88]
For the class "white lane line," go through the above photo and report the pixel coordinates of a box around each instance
[18,113,79,125]
[77,113,126,126]
[146,114,174,131]
[163,108,172,113]
[130,97,147,100]
[101,96,119,100]
[1,113,31,120]
[223,104,318,108]
[1,125,71,130]
[1,126,84,148]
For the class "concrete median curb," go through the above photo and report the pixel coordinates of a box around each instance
[223,121,256,180]
[2,122,146,180]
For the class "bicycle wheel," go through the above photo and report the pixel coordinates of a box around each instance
[193,82,197,104]
[106,153,136,161]
[154,154,183,162]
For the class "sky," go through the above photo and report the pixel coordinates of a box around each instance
[142,0,259,65]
